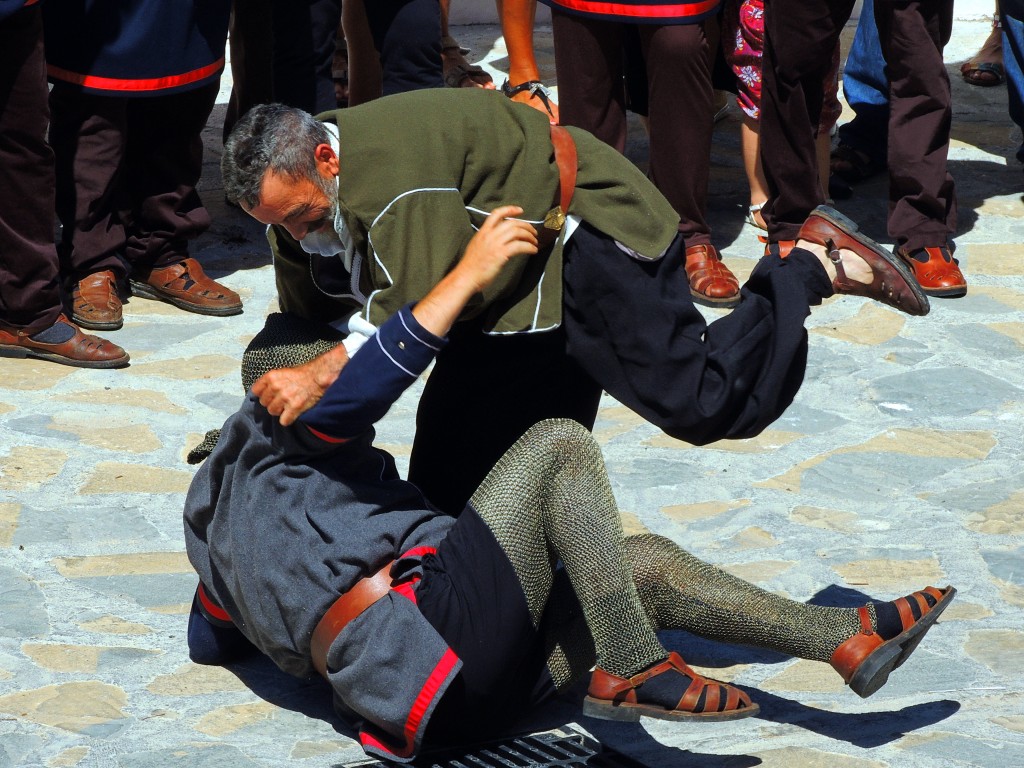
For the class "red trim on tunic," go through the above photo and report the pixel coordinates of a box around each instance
[548,0,717,18]
[391,546,436,602]
[304,425,350,444]
[400,546,437,561]
[198,583,233,623]
[46,57,224,92]
[359,648,460,758]
[392,578,420,603]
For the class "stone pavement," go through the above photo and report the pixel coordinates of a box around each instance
[2,17,1023,768]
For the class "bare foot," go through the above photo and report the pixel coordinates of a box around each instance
[960,20,1004,86]
[796,240,875,285]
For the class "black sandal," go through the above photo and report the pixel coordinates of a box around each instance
[501,79,555,119]
[829,143,884,184]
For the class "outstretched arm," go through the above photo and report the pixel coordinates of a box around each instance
[255,206,538,430]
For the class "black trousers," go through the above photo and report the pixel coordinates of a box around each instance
[761,0,955,250]
[0,6,63,333]
[408,226,832,514]
[418,506,556,744]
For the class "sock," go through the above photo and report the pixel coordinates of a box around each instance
[871,591,938,641]
[29,320,76,344]
[187,591,255,665]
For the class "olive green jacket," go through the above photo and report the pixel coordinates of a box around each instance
[272,88,679,333]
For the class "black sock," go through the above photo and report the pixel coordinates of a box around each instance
[872,601,903,640]
[30,320,76,344]
[872,591,938,640]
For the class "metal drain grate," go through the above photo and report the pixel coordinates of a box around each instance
[346,726,650,768]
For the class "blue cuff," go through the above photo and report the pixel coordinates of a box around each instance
[299,305,446,439]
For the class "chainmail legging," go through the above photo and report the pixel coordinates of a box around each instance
[470,419,869,689]
[470,419,667,678]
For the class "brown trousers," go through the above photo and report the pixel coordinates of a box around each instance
[761,0,955,250]
[48,81,219,284]
[551,11,715,247]
[0,6,63,333]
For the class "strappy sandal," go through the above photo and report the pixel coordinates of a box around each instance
[746,201,767,231]
[797,205,930,317]
[831,586,956,698]
[442,35,493,88]
[583,652,759,722]
[501,79,556,119]
[830,143,885,184]
[961,16,1005,87]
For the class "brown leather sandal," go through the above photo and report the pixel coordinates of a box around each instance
[797,205,930,317]
[831,585,955,698]
[684,244,740,308]
[583,652,759,722]
[129,258,242,316]
[0,315,129,369]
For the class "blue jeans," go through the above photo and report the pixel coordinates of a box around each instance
[1003,0,1024,162]
[836,0,889,162]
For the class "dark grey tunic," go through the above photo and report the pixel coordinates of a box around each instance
[183,395,459,760]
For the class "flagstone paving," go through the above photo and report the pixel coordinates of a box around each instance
[1,17,1022,768]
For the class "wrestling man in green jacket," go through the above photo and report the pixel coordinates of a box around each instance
[222,88,930,513]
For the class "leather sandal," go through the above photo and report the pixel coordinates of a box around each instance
[684,244,740,308]
[130,258,242,316]
[0,314,129,369]
[796,205,930,317]
[896,245,967,298]
[72,269,123,330]
[961,17,1005,87]
[830,143,884,184]
[832,586,955,698]
[584,652,759,723]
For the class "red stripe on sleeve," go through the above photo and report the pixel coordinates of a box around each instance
[304,425,350,444]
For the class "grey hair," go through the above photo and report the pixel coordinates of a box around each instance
[222,103,332,209]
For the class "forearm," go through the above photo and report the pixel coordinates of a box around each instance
[410,266,484,338]
[300,305,445,438]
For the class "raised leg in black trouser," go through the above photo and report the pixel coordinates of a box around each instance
[408,228,831,514]
[562,225,833,446]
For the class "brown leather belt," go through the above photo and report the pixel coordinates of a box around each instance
[310,560,395,678]
[537,123,578,251]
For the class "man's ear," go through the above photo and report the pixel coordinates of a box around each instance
[314,143,340,178]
